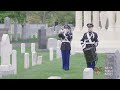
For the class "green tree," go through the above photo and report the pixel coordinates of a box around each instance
[0,11,75,26]
[46,11,75,26]
[0,11,27,24]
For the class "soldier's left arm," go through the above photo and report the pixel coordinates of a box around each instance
[67,32,73,41]
[94,32,99,47]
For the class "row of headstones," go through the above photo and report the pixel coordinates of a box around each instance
[21,43,42,69]
[3,17,46,41]
[105,50,120,79]
[4,17,45,35]
[4,17,73,44]
[48,68,94,79]
[4,16,62,40]
[0,34,40,78]
[12,23,39,41]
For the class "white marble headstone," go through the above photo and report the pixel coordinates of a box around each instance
[21,43,25,53]
[49,48,53,61]
[48,76,62,79]
[31,43,36,52]
[56,47,61,59]
[47,38,57,50]
[57,40,61,48]
[32,52,37,66]
[37,56,42,64]
[12,50,17,74]
[1,34,12,65]
[24,53,29,69]
[83,68,93,79]
[4,17,10,29]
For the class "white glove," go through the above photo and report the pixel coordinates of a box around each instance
[94,42,98,47]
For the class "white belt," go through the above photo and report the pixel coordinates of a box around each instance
[62,40,70,43]
[85,42,95,44]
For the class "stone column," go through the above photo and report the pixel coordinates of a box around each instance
[100,11,107,30]
[107,11,115,31]
[115,11,120,29]
[82,11,91,31]
[93,11,100,31]
[71,11,83,53]
[75,11,82,31]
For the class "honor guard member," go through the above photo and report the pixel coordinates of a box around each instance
[80,23,99,70]
[58,24,73,71]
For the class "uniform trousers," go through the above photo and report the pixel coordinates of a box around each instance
[87,61,95,69]
[61,50,70,71]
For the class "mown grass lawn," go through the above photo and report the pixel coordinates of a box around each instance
[1,46,106,79]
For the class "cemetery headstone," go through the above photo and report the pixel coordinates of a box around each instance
[32,52,37,66]
[56,47,61,59]
[21,43,25,53]
[0,28,8,41]
[31,43,36,52]
[47,38,57,50]
[22,23,30,39]
[57,40,61,48]
[38,26,47,49]
[0,65,14,77]
[14,19,18,40]
[83,68,93,79]
[1,34,12,65]
[105,50,120,79]
[24,53,29,69]
[37,56,42,64]
[4,17,10,30]
[12,50,17,74]
[49,48,53,61]
[48,76,62,79]
[113,50,120,79]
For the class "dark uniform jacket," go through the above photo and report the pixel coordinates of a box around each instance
[58,32,72,50]
[81,31,98,50]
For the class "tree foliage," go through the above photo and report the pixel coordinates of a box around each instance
[0,11,75,26]
[46,11,75,26]
[0,11,26,24]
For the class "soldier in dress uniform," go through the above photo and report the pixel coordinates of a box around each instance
[80,23,99,70]
[58,24,73,71]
